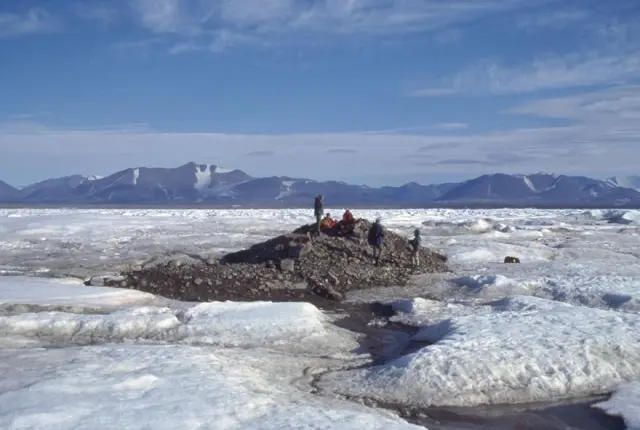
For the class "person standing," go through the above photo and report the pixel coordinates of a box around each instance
[314,194,324,234]
[409,228,422,267]
[368,217,385,266]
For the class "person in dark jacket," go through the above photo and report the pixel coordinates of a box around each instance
[368,217,385,266]
[314,194,324,234]
[409,228,421,267]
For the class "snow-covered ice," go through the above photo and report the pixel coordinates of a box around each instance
[322,295,640,408]
[0,278,359,354]
[0,345,420,430]
[1,207,640,428]
[0,278,419,429]
[0,276,158,312]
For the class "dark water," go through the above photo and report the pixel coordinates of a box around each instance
[330,302,625,430]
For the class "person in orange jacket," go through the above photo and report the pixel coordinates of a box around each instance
[320,213,337,230]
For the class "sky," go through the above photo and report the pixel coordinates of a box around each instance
[1,0,639,187]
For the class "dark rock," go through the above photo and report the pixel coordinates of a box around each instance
[110,218,448,307]
[504,256,520,263]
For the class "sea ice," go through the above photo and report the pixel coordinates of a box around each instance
[321,296,640,408]
[0,276,158,312]
[0,345,420,430]
[0,278,359,353]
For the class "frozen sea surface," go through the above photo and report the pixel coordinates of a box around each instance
[1,208,639,428]
[0,345,421,430]
[322,295,640,407]
[0,278,417,429]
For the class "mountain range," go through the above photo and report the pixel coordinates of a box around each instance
[1,162,639,208]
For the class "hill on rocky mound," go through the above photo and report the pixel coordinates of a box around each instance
[102,219,447,305]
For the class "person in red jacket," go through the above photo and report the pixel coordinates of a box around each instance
[341,209,355,224]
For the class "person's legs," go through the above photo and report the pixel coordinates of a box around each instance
[374,244,382,265]
[412,251,420,267]
[315,214,321,234]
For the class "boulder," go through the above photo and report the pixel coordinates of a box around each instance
[279,258,295,273]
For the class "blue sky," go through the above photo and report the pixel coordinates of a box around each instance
[1,0,639,186]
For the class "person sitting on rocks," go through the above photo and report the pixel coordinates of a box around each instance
[320,213,337,231]
[368,218,385,266]
[409,228,421,267]
[314,194,324,234]
[337,209,357,236]
[341,209,355,224]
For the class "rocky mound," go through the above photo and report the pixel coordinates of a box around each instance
[103,219,447,306]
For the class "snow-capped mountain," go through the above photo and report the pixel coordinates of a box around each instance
[438,173,640,206]
[608,176,640,192]
[72,162,252,203]
[1,165,639,207]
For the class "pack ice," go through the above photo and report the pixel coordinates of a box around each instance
[321,295,640,408]
[0,277,419,429]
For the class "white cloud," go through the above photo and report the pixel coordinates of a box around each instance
[128,0,539,52]
[411,50,640,96]
[516,9,590,30]
[509,85,640,121]
[433,122,468,130]
[0,8,59,38]
[73,2,119,24]
[133,0,193,34]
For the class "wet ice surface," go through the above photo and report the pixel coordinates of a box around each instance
[1,208,640,428]
[322,295,640,407]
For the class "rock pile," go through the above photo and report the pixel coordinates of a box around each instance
[103,219,447,306]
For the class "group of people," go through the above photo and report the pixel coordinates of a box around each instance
[313,194,422,267]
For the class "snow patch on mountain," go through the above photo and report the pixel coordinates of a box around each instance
[214,166,234,174]
[608,176,640,191]
[194,164,211,192]
[276,181,295,200]
[132,168,139,186]
[523,175,537,192]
